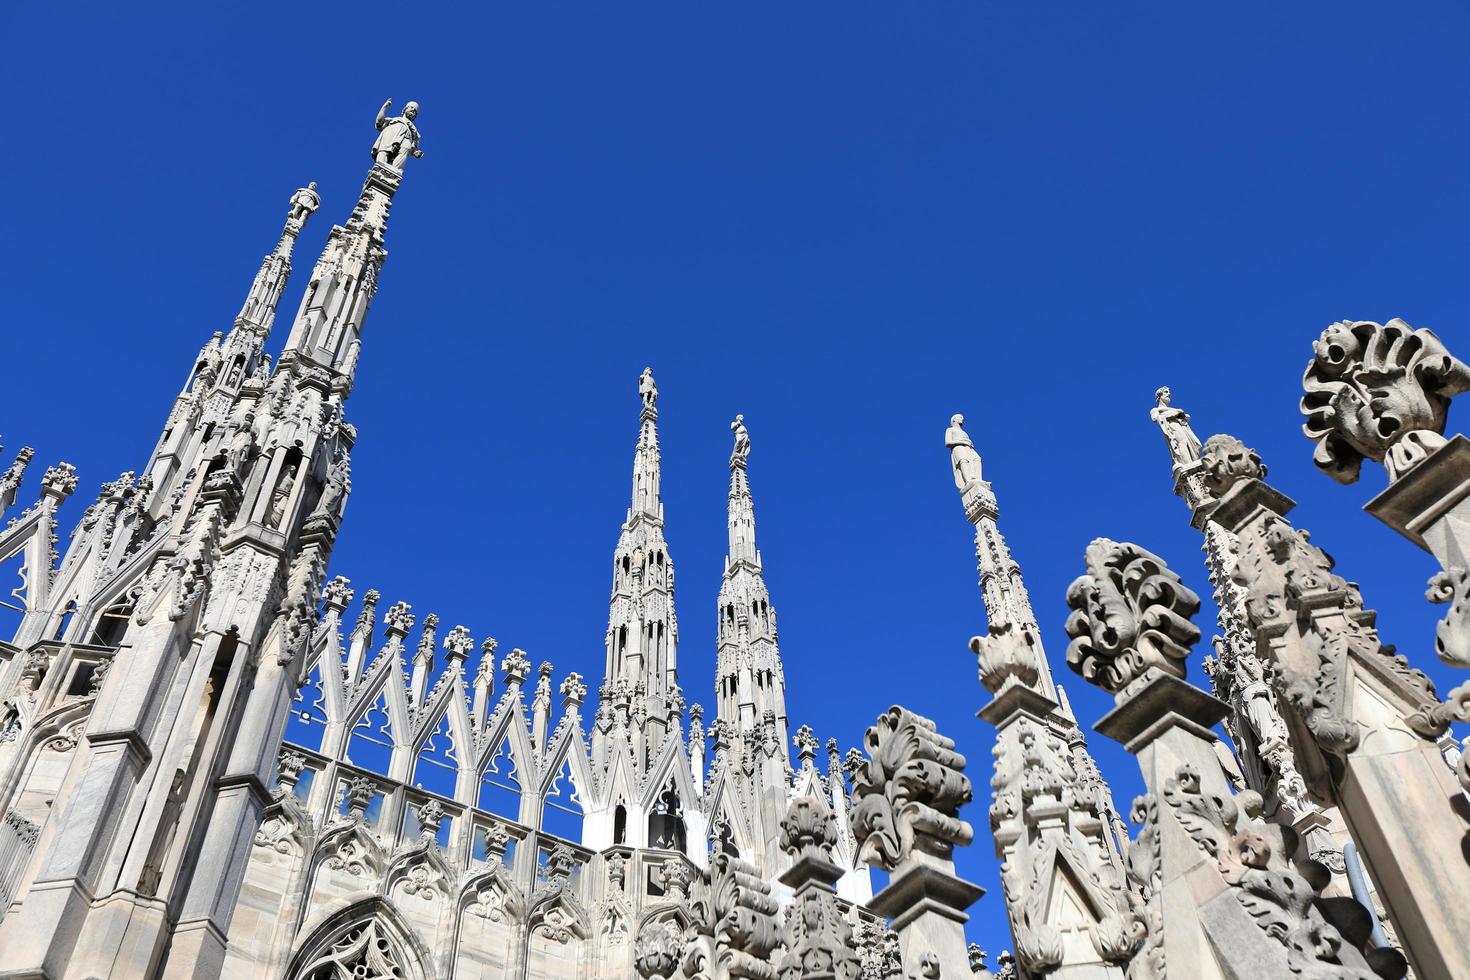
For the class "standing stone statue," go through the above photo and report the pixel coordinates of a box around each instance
[287,182,320,228]
[639,367,657,409]
[946,414,984,491]
[372,100,424,170]
[1150,386,1201,467]
[730,414,750,466]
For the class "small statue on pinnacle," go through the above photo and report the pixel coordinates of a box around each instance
[731,414,750,467]
[946,413,984,491]
[287,182,319,229]
[639,367,657,409]
[1150,385,1201,468]
[372,99,424,171]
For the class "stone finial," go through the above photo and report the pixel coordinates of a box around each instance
[779,795,839,863]
[606,851,628,891]
[657,859,693,900]
[534,661,554,696]
[1199,433,1266,498]
[793,724,819,768]
[320,575,353,612]
[1302,318,1470,483]
[969,623,1043,694]
[276,750,307,794]
[559,671,587,708]
[0,446,35,511]
[41,463,78,500]
[353,589,381,634]
[481,822,511,865]
[501,648,531,687]
[1064,538,1201,694]
[416,799,444,841]
[543,843,576,886]
[382,600,414,637]
[442,625,474,664]
[415,614,440,660]
[345,776,376,821]
[850,706,974,870]
[968,945,993,978]
[633,919,683,980]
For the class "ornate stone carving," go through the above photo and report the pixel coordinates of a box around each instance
[702,852,783,978]
[780,795,839,863]
[41,463,78,499]
[276,750,307,795]
[849,706,973,870]
[415,799,444,841]
[321,575,353,611]
[382,600,414,637]
[1199,433,1266,498]
[297,920,407,980]
[345,776,377,821]
[656,859,693,900]
[634,919,683,979]
[1150,764,1383,979]
[1302,318,1470,483]
[1063,538,1201,693]
[1426,566,1470,668]
[502,648,531,686]
[442,624,474,664]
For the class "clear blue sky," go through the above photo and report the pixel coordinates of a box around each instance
[6,1,1470,957]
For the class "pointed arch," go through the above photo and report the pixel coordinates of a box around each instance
[285,896,432,980]
[538,757,585,843]
[477,737,524,820]
[287,662,332,753]
[410,710,459,800]
[345,690,396,775]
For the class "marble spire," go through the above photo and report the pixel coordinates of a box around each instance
[716,415,788,759]
[601,368,680,768]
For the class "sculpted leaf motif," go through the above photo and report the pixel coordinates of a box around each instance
[1064,539,1201,693]
[1301,318,1470,483]
[849,706,972,871]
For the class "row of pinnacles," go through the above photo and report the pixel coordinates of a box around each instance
[1,99,1469,980]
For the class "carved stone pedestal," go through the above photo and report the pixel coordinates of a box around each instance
[867,862,984,978]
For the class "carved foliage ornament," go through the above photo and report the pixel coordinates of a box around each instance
[779,795,839,863]
[1302,318,1470,483]
[1199,433,1266,499]
[633,919,684,979]
[1064,538,1201,694]
[849,706,973,871]
[1150,765,1386,979]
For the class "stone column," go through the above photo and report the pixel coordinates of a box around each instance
[850,706,983,977]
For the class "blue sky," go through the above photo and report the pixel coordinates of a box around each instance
[6,1,1470,957]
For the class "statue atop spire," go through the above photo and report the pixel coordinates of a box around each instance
[285,182,320,234]
[1150,386,1202,469]
[372,99,424,171]
[946,414,983,491]
[731,414,750,469]
[639,367,658,412]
